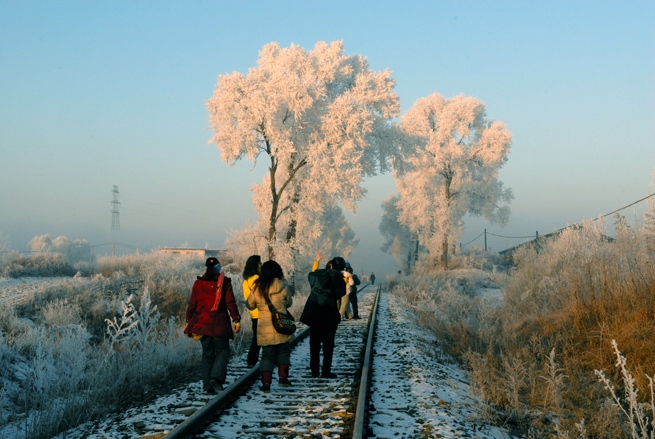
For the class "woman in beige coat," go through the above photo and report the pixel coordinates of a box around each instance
[246,260,293,391]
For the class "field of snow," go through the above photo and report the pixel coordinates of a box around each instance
[0,276,73,306]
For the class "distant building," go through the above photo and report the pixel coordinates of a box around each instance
[158,248,223,259]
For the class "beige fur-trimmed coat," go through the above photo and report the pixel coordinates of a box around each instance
[246,278,294,346]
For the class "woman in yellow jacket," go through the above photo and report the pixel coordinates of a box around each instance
[242,255,261,367]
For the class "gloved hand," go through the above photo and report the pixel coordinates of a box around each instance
[234,322,241,333]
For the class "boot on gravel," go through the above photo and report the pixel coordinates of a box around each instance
[278,364,292,386]
[260,371,273,392]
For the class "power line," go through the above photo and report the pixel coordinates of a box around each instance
[461,192,655,249]
[588,192,654,223]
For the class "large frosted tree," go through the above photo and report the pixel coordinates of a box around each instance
[395,93,513,269]
[206,41,399,269]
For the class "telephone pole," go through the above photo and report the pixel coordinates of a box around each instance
[111,185,120,231]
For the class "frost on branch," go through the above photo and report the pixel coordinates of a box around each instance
[105,294,138,352]
[207,41,400,264]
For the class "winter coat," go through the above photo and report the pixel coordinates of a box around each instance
[300,268,346,330]
[185,275,240,339]
[246,278,293,346]
[243,274,259,320]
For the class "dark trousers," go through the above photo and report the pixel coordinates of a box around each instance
[309,325,336,375]
[247,318,260,366]
[200,337,229,390]
[260,342,291,372]
[349,292,359,318]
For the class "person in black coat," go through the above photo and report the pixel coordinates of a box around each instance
[300,254,346,378]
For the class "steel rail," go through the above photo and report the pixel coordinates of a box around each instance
[163,285,378,439]
[163,326,310,439]
[352,284,380,438]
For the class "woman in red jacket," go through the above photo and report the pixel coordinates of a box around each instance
[185,257,241,394]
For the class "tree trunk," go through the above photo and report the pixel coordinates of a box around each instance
[441,175,452,269]
[267,154,279,260]
[440,236,448,269]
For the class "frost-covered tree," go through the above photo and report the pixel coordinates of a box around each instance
[225,201,357,285]
[28,234,93,265]
[395,93,513,269]
[379,194,418,274]
[207,41,399,266]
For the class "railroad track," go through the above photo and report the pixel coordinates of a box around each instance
[158,285,380,439]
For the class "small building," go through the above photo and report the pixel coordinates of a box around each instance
[158,247,223,259]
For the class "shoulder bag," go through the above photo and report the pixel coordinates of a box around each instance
[262,289,296,335]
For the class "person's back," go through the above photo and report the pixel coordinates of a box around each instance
[300,255,347,378]
[302,267,344,328]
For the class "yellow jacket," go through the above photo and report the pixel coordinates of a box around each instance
[243,274,259,319]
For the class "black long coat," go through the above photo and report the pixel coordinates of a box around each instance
[300,268,346,330]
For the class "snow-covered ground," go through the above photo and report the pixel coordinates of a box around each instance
[368,291,515,438]
[0,276,73,306]
[1,278,517,438]
[55,291,515,439]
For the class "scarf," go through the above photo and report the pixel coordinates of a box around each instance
[211,273,225,311]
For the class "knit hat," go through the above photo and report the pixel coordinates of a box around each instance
[205,257,220,268]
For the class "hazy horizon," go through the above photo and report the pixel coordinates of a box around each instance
[1,1,654,279]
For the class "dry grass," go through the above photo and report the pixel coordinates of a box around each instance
[390,217,655,438]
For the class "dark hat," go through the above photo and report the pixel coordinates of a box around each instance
[205,257,220,268]
[332,256,346,271]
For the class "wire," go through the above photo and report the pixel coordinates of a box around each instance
[460,231,485,246]
[462,192,655,248]
[591,192,654,222]
[486,232,536,239]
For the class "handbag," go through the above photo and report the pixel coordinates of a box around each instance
[262,289,296,335]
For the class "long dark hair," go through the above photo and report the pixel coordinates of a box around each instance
[254,260,284,298]
[242,254,261,279]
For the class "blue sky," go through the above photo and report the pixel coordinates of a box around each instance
[1,1,654,278]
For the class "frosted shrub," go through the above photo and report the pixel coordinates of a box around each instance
[97,287,195,405]
[3,253,76,278]
[594,340,655,439]
[40,299,82,327]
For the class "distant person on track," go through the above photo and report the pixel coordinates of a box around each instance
[300,253,347,378]
[246,260,294,392]
[370,272,376,285]
[242,254,262,368]
[184,257,241,395]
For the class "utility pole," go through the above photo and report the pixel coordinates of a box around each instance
[111,185,120,231]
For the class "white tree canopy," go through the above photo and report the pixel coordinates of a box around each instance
[207,41,400,263]
[394,93,513,268]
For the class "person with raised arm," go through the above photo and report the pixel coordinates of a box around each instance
[300,253,347,378]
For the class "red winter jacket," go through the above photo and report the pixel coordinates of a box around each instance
[185,275,240,339]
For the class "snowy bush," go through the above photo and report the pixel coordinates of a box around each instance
[0,251,215,439]
[3,253,77,278]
